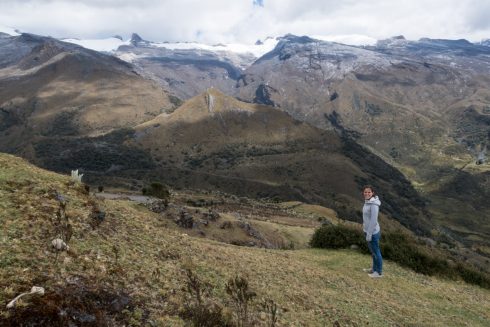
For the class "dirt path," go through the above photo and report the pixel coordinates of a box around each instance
[94,192,153,204]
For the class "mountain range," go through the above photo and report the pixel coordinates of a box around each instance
[0,29,489,264]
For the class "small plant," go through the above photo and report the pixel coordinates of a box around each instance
[88,199,106,228]
[261,298,278,327]
[226,275,256,327]
[98,185,104,193]
[182,265,208,307]
[179,263,232,326]
[108,244,126,277]
[112,245,120,266]
[54,192,72,243]
[70,169,83,183]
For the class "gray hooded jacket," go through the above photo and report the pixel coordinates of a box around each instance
[363,196,381,241]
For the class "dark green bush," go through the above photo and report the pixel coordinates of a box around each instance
[310,225,490,289]
[309,224,368,252]
[380,232,452,276]
[455,264,490,289]
[142,182,170,200]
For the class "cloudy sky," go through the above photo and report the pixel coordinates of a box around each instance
[1,0,490,45]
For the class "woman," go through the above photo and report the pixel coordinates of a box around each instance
[362,185,383,278]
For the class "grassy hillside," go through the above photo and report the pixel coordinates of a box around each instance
[1,153,489,326]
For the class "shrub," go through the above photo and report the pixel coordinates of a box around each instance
[455,264,490,289]
[180,302,230,327]
[310,225,490,289]
[226,275,256,327]
[179,265,232,327]
[260,298,278,327]
[380,232,451,276]
[142,182,170,201]
[309,224,368,252]
[53,193,73,245]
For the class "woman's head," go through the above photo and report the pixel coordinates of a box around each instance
[362,185,376,200]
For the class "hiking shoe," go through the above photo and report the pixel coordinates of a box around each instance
[363,268,374,273]
[368,272,383,278]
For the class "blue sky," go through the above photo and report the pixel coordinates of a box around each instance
[1,0,489,44]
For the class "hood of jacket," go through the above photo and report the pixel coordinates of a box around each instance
[365,196,381,206]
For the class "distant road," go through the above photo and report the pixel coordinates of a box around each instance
[95,192,153,204]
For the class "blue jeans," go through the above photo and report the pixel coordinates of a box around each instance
[367,232,383,275]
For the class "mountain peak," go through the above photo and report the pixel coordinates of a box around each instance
[376,35,409,48]
[481,39,490,47]
[142,88,260,127]
[130,33,148,46]
[279,33,317,44]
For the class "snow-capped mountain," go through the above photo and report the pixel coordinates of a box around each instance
[107,33,281,99]
[61,32,278,59]
[60,33,280,99]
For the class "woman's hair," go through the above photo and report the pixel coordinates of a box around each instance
[362,185,376,195]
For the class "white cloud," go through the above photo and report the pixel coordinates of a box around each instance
[0,24,21,36]
[0,0,489,44]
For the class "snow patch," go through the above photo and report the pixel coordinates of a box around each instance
[150,37,278,58]
[62,37,129,52]
[117,52,147,63]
